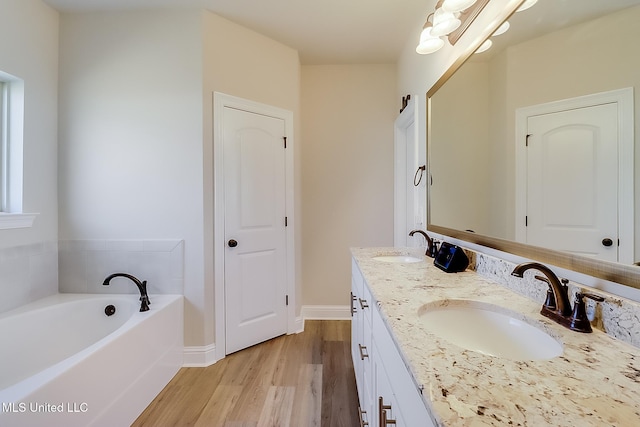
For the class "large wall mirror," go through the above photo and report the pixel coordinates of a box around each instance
[427,0,640,288]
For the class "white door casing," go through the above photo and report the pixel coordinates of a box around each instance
[394,97,426,247]
[214,93,296,359]
[223,107,287,354]
[515,88,634,264]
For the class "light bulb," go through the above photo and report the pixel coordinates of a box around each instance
[492,21,510,36]
[431,7,461,37]
[416,26,444,54]
[475,39,493,54]
[517,0,538,12]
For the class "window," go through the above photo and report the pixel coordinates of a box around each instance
[0,71,36,229]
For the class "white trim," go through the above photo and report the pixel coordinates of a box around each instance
[515,87,634,263]
[301,305,351,320]
[293,316,304,334]
[213,92,296,362]
[0,212,37,229]
[183,344,217,368]
[394,96,426,247]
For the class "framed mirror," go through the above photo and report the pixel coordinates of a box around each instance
[427,0,640,288]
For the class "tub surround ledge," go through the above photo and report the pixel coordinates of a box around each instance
[351,247,640,427]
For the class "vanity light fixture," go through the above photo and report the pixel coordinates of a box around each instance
[416,0,489,55]
[416,13,445,54]
[415,0,527,56]
[431,1,462,37]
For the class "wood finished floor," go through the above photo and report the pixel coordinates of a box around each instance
[132,320,360,427]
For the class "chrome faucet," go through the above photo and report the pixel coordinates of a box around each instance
[409,229,438,258]
[511,262,604,333]
[103,273,151,312]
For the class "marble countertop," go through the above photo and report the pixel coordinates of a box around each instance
[351,247,640,427]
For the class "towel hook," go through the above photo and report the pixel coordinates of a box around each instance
[414,165,426,186]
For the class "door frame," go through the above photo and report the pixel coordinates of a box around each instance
[393,96,424,246]
[515,87,634,263]
[213,92,296,361]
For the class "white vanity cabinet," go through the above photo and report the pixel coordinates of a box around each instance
[352,259,374,425]
[352,260,435,427]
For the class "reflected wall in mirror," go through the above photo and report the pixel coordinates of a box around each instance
[429,0,640,268]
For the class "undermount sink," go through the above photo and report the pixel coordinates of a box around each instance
[418,300,563,361]
[372,255,423,263]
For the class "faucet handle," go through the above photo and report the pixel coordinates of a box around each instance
[574,292,605,303]
[535,276,557,310]
[569,292,605,333]
[428,239,439,258]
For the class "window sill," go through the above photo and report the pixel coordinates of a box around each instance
[0,213,38,229]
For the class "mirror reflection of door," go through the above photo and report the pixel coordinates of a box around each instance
[394,99,426,247]
[515,88,634,264]
[524,103,618,262]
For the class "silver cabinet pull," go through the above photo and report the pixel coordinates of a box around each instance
[358,344,369,360]
[351,292,357,316]
[358,407,369,427]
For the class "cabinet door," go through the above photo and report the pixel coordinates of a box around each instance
[374,340,406,427]
[351,279,363,405]
[372,303,435,427]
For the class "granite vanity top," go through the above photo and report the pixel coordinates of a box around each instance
[351,247,640,427]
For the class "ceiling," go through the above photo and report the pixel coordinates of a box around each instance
[41,0,428,64]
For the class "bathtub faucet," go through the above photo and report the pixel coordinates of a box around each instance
[102,273,151,312]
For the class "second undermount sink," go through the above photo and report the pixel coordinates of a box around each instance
[372,255,423,263]
[418,300,563,361]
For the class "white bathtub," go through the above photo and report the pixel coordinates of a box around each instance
[0,293,183,427]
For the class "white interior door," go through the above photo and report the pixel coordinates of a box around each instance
[223,106,288,355]
[525,103,618,261]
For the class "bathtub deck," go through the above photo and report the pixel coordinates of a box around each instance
[132,320,358,426]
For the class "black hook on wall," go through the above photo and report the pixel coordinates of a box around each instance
[414,165,426,186]
[400,94,411,113]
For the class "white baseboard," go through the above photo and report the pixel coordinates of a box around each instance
[292,315,305,334]
[183,309,349,367]
[301,304,351,320]
[183,343,217,367]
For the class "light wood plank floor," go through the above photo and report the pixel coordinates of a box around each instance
[133,320,359,427]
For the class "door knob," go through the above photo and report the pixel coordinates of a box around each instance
[602,238,614,247]
[228,239,238,248]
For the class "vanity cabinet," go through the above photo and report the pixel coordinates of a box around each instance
[352,260,435,427]
[352,259,373,425]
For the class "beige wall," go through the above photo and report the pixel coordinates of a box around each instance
[0,0,59,312]
[0,0,59,249]
[59,10,303,348]
[202,11,301,344]
[301,64,396,306]
[397,0,522,237]
[430,62,491,235]
[58,10,206,345]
